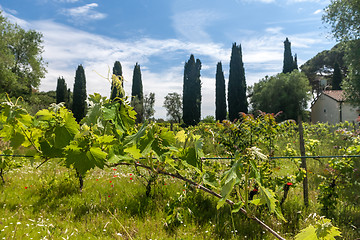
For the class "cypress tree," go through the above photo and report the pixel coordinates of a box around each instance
[111,61,124,101]
[183,54,202,126]
[72,65,87,123]
[113,61,122,76]
[228,43,248,122]
[56,77,67,104]
[215,62,227,121]
[131,63,144,123]
[293,54,298,71]
[332,62,342,90]
[283,38,294,74]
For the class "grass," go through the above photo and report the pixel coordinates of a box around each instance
[0,159,297,239]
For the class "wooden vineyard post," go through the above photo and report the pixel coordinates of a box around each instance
[298,116,309,207]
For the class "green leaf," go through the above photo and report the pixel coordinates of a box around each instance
[36,109,54,121]
[39,139,64,158]
[179,148,202,173]
[124,145,142,159]
[216,198,227,210]
[250,199,262,206]
[295,225,318,240]
[97,135,116,145]
[54,113,78,148]
[258,183,277,213]
[124,123,147,146]
[86,147,107,169]
[315,218,342,239]
[10,130,25,148]
[202,171,219,188]
[66,146,107,175]
[231,201,244,213]
[83,101,102,126]
[175,130,186,143]
[221,177,236,199]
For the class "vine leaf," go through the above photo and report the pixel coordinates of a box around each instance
[257,182,286,222]
[175,130,186,143]
[65,146,107,175]
[232,201,244,213]
[54,113,78,148]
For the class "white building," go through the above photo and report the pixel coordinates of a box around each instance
[311,90,359,124]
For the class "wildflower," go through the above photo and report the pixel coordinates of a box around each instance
[130,178,133,180]
[129,173,132,176]
[108,195,111,198]
[113,175,117,178]
[286,182,293,186]
[96,179,99,181]
[164,183,167,185]
[25,187,28,189]
[109,181,112,183]
[111,185,114,187]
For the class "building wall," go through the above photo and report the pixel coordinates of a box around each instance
[342,103,358,123]
[311,94,358,124]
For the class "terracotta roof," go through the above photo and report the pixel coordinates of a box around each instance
[323,90,345,102]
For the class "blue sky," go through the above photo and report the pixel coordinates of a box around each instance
[0,0,336,119]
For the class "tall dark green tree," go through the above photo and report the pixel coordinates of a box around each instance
[293,54,298,71]
[56,77,67,104]
[215,62,227,121]
[131,63,144,123]
[183,54,202,126]
[72,65,87,123]
[228,43,248,121]
[283,38,295,74]
[332,62,342,90]
[110,61,124,101]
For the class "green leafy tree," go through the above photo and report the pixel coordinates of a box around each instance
[323,0,360,41]
[300,42,347,95]
[131,63,144,123]
[332,62,342,90]
[228,43,247,121]
[72,65,87,123]
[183,54,202,126]
[323,1,360,107]
[143,92,155,121]
[56,77,68,104]
[283,38,296,74]
[163,92,182,123]
[111,61,124,101]
[0,12,46,98]
[250,71,311,121]
[215,62,227,122]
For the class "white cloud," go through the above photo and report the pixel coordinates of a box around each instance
[172,9,221,42]
[265,27,283,34]
[313,9,323,14]
[60,3,107,24]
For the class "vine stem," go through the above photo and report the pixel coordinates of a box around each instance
[113,162,286,240]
